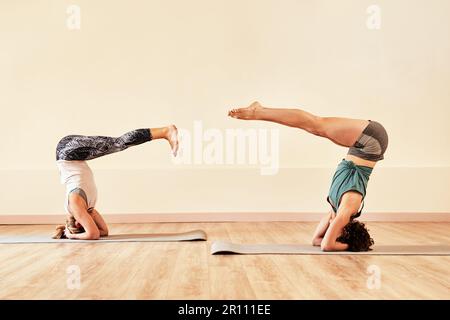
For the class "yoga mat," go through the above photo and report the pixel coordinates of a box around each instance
[210,241,450,256]
[0,230,207,244]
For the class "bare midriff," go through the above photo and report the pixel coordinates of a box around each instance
[345,154,377,168]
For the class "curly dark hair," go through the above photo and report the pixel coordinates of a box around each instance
[337,220,374,252]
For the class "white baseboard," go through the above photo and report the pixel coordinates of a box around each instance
[0,212,449,225]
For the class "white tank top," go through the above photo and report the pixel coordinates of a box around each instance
[56,160,98,213]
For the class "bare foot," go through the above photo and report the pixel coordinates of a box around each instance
[228,101,262,120]
[166,125,179,156]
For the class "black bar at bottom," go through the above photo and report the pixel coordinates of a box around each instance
[0,300,447,318]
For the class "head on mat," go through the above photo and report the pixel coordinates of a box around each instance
[337,220,374,252]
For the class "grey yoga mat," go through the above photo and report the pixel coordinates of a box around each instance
[210,241,450,256]
[0,230,207,244]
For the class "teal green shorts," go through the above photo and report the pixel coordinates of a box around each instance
[327,159,373,217]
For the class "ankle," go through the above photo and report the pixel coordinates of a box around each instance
[163,127,172,140]
[150,127,169,140]
[253,107,265,120]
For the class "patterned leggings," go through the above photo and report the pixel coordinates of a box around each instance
[56,129,152,161]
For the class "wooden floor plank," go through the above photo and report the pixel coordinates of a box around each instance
[0,222,448,299]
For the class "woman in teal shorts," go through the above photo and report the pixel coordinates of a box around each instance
[229,102,389,252]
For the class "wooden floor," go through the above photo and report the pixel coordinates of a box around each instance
[0,222,449,299]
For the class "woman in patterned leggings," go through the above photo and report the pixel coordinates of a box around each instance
[55,125,178,240]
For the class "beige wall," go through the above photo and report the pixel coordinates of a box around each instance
[1,0,449,216]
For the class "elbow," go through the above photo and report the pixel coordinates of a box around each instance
[86,230,101,240]
[100,229,109,237]
[321,243,334,252]
[312,237,321,247]
[89,234,100,240]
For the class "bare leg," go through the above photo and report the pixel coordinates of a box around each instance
[150,125,179,156]
[228,101,369,148]
[57,126,180,160]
